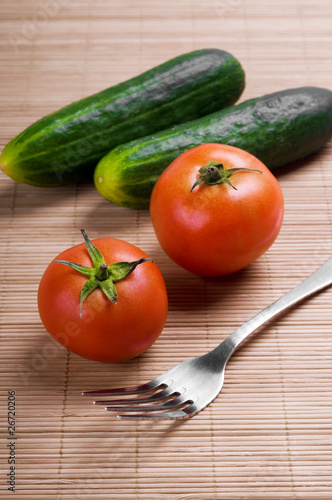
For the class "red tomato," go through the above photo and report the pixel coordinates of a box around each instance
[150,144,284,276]
[38,232,168,362]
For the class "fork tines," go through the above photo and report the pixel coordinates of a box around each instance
[82,381,197,419]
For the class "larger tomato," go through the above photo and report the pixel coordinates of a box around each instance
[38,230,168,362]
[150,144,284,276]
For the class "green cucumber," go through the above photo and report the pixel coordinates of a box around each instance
[0,48,245,187]
[95,86,332,209]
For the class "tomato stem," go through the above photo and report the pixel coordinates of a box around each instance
[190,161,261,192]
[95,263,109,281]
[55,230,153,317]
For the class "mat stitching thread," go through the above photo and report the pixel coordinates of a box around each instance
[56,178,79,497]
[204,279,219,499]
[56,350,70,500]
[265,254,296,497]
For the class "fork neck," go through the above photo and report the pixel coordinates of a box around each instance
[212,255,332,362]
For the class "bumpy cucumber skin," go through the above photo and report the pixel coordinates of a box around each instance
[0,49,245,187]
[95,86,332,209]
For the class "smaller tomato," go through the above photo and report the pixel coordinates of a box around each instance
[38,230,168,362]
[150,144,284,276]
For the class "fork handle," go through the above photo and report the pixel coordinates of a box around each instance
[215,256,332,360]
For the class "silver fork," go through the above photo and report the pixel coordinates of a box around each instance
[82,257,332,420]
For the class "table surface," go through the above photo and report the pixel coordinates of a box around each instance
[1,0,332,498]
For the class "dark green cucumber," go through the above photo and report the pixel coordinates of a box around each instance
[0,49,245,187]
[95,86,332,209]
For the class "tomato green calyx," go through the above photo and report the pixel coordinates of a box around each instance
[190,161,261,192]
[54,229,152,317]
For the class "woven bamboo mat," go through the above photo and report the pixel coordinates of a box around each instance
[1,0,332,498]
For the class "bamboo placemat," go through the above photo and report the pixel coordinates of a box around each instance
[1,0,332,498]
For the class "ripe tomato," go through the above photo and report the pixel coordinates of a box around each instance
[150,144,284,276]
[38,231,168,362]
